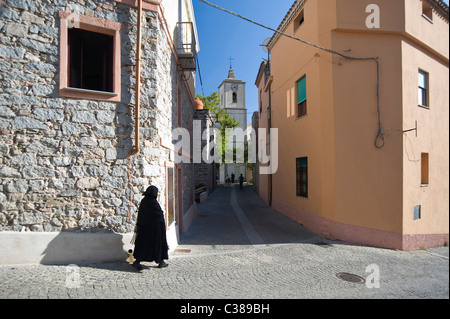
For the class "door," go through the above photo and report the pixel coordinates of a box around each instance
[166,164,175,227]
[176,166,183,232]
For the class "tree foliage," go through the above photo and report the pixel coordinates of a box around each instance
[196,92,240,164]
[196,92,239,130]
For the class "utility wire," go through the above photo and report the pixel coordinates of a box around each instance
[196,54,205,95]
[198,0,385,148]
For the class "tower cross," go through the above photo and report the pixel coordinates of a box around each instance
[228,56,234,69]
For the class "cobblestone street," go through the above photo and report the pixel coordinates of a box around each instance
[0,186,448,301]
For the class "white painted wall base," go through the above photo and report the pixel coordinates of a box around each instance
[166,223,179,254]
[0,229,180,265]
[0,203,194,265]
[0,231,134,265]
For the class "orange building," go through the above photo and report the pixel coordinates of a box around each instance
[255,0,449,250]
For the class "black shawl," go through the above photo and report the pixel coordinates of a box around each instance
[132,186,169,263]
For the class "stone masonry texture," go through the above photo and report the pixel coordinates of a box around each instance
[0,0,195,233]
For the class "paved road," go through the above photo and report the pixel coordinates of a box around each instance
[0,185,448,301]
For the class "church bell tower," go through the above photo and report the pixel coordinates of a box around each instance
[218,67,247,133]
[217,67,248,184]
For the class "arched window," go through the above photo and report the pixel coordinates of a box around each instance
[232,92,237,103]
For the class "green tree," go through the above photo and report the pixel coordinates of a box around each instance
[196,92,239,164]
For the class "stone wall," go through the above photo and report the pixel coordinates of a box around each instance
[193,109,216,194]
[0,0,195,234]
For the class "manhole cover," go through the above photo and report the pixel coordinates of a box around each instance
[336,272,365,284]
[315,241,332,248]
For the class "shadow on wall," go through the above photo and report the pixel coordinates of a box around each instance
[38,231,133,265]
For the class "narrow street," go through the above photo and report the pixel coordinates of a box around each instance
[0,185,448,301]
[178,185,320,252]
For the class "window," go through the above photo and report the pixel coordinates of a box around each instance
[421,153,429,186]
[422,1,433,22]
[59,11,121,102]
[418,70,429,107]
[294,9,304,32]
[68,28,113,92]
[297,76,307,117]
[414,205,421,221]
[232,92,237,103]
[296,157,308,197]
[259,90,262,114]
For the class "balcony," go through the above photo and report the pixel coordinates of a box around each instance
[264,61,271,86]
[177,22,197,71]
[263,60,272,92]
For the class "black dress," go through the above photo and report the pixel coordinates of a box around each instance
[133,187,169,263]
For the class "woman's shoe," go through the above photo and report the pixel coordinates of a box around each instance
[158,261,168,268]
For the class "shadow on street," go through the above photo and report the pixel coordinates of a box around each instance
[180,185,320,247]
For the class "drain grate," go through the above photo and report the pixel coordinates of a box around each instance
[335,272,366,284]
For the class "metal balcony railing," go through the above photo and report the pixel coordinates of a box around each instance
[177,22,197,71]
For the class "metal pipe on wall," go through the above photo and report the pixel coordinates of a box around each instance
[129,0,143,156]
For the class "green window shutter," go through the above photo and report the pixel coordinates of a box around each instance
[299,157,307,167]
[297,76,306,103]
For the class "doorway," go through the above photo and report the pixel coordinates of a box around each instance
[176,165,183,232]
[165,162,175,228]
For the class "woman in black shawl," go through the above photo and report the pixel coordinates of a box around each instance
[132,186,169,271]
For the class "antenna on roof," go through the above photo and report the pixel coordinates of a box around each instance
[261,37,271,53]
[260,37,271,62]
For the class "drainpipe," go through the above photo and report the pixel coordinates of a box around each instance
[129,0,143,156]
[268,81,272,207]
[267,54,273,207]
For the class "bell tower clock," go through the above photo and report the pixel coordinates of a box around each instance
[218,67,246,110]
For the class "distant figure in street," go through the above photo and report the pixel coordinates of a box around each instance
[239,174,244,190]
[132,186,169,271]
[231,173,235,184]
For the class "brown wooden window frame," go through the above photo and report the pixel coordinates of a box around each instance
[293,9,305,33]
[296,157,308,198]
[422,1,433,22]
[59,11,122,102]
[421,153,429,186]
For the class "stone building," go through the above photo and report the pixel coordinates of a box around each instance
[0,0,200,264]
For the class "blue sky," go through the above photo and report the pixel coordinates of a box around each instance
[193,0,294,124]
[193,0,449,124]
